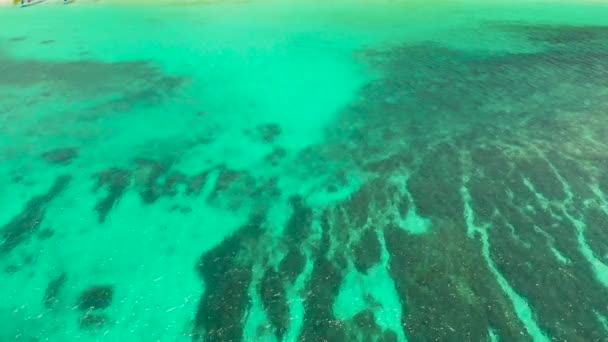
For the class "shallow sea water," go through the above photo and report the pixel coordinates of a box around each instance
[1,0,608,340]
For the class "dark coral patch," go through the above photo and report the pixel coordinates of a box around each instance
[206,168,257,209]
[251,177,282,201]
[347,32,608,340]
[515,157,567,201]
[363,153,410,173]
[583,207,608,262]
[543,150,595,200]
[1,175,71,253]
[193,215,264,341]
[493,23,608,45]
[466,137,608,341]
[407,143,463,221]
[78,285,114,311]
[209,169,241,195]
[352,228,381,274]
[93,168,131,223]
[353,310,377,330]
[0,53,185,110]
[253,124,282,143]
[130,159,214,204]
[163,171,187,196]
[264,146,287,166]
[384,225,529,341]
[259,268,289,340]
[382,330,399,342]
[37,228,54,240]
[185,171,210,196]
[397,196,409,219]
[348,310,397,341]
[132,162,212,199]
[284,196,313,242]
[43,272,67,309]
[134,158,172,204]
[41,147,78,165]
[487,208,608,341]
[255,197,319,339]
[300,256,346,341]
[299,213,347,341]
[278,247,306,284]
[344,184,373,227]
[5,265,18,274]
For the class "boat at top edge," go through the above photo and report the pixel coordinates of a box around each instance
[20,0,47,7]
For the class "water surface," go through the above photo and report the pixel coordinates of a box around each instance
[1,0,608,340]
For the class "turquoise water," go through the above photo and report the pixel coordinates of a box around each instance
[2,0,608,340]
